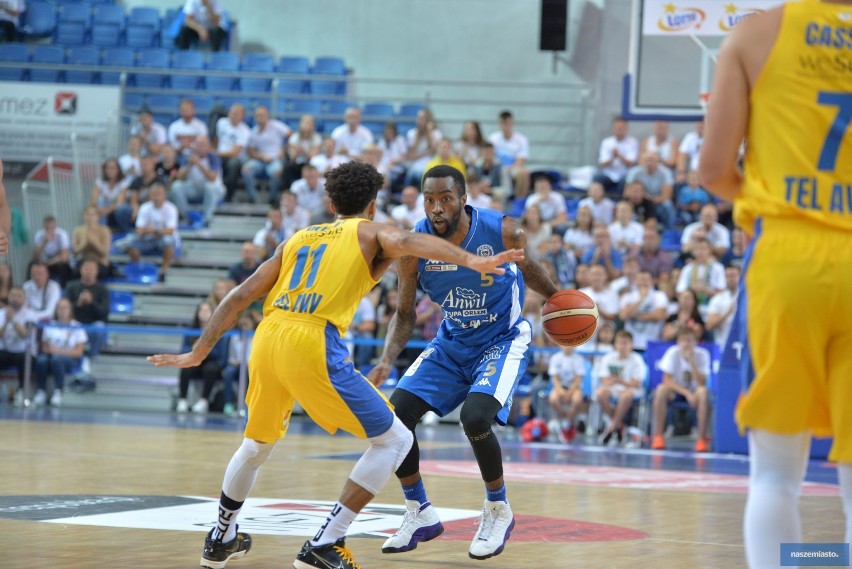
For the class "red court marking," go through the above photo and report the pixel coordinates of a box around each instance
[419,460,841,496]
[435,514,648,543]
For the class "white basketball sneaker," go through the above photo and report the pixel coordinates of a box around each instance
[468,500,515,560]
[381,500,444,553]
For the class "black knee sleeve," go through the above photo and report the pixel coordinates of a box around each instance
[460,393,504,483]
[389,389,432,479]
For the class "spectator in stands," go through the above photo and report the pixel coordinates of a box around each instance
[415,296,442,343]
[23,261,61,322]
[719,227,746,269]
[519,204,551,261]
[640,120,678,169]
[488,110,530,199]
[636,229,674,283]
[652,328,712,452]
[543,234,577,289]
[156,145,181,186]
[126,183,179,282]
[619,270,668,351]
[175,300,228,414]
[424,138,466,178]
[284,114,323,189]
[676,171,712,225]
[0,0,24,42]
[581,226,622,279]
[171,136,225,226]
[676,119,704,183]
[608,201,644,256]
[390,186,426,230]
[279,190,310,240]
[562,206,595,259]
[580,264,620,330]
[331,107,374,161]
[130,109,167,157]
[609,255,640,297]
[90,158,133,233]
[475,142,503,190]
[253,207,285,259]
[578,181,615,225]
[623,181,658,225]
[661,289,705,342]
[290,164,327,219]
[350,292,378,369]
[625,152,676,230]
[228,241,261,285]
[465,172,495,210]
[129,156,163,222]
[0,262,12,306]
[215,103,250,202]
[32,298,86,408]
[32,215,73,287]
[309,137,349,175]
[375,287,398,342]
[168,99,209,156]
[64,259,109,361]
[207,277,235,310]
[119,136,143,180]
[455,120,484,170]
[681,203,731,258]
[221,312,255,415]
[376,122,409,192]
[705,265,740,350]
[311,194,335,225]
[596,330,648,445]
[547,344,587,443]
[177,0,227,51]
[241,105,289,204]
[676,237,725,306]
[525,175,568,227]
[405,108,442,188]
[595,117,639,195]
[72,206,112,280]
[1,287,34,404]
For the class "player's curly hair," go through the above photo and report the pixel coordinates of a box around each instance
[324,161,384,215]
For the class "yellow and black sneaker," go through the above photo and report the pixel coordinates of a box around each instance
[200,526,252,569]
[294,538,362,569]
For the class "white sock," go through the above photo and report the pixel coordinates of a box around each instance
[838,463,852,546]
[213,438,275,542]
[744,430,810,569]
[311,503,357,546]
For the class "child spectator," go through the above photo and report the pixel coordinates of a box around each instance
[676,237,725,307]
[221,313,255,415]
[547,344,588,443]
[33,298,87,408]
[176,301,228,414]
[595,331,647,445]
[676,171,713,225]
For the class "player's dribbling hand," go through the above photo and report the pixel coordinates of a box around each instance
[367,362,392,388]
[467,249,524,275]
[148,351,204,368]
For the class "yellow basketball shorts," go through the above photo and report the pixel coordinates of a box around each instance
[244,316,394,444]
[736,217,852,462]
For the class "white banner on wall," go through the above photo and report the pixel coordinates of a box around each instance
[0,82,119,163]
[642,1,785,36]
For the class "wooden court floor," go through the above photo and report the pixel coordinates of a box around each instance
[0,414,844,569]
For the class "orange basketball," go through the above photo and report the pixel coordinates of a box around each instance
[541,290,599,347]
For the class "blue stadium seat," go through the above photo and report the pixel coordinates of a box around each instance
[205,51,238,92]
[217,96,254,115]
[398,102,425,117]
[100,46,134,84]
[128,7,159,29]
[362,102,394,118]
[241,53,274,72]
[146,93,180,115]
[278,55,309,74]
[59,3,91,26]
[238,77,270,94]
[192,95,214,116]
[312,56,345,75]
[170,49,204,90]
[660,229,682,252]
[122,262,158,284]
[91,22,121,47]
[277,78,305,95]
[21,1,57,37]
[0,43,29,81]
[109,290,134,314]
[124,92,145,113]
[93,4,125,28]
[30,45,65,83]
[55,21,87,45]
[291,99,322,116]
[323,99,355,117]
[309,80,342,96]
[126,24,157,48]
[66,45,100,84]
[160,7,181,48]
[134,47,170,88]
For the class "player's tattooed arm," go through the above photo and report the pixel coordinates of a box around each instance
[502,217,559,299]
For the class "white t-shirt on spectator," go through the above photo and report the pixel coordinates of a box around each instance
[577,197,614,225]
[0,0,26,26]
[487,131,529,167]
[168,117,209,149]
[598,135,639,182]
[658,344,711,390]
[608,221,644,254]
[309,153,350,174]
[525,193,566,224]
[390,204,426,228]
[216,117,251,156]
[253,226,283,251]
[290,178,327,218]
[562,228,595,256]
[596,351,647,397]
[681,222,732,251]
[94,178,132,208]
[119,154,142,178]
[130,121,167,156]
[22,279,62,322]
[676,261,726,295]
[0,307,37,352]
[679,131,703,173]
[548,351,587,388]
[248,120,290,160]
[330,125,375,157]
[136,200,181,248]
[620,289,668,350]
[579,286,620,331]
[183,0,221,27]
[33,228,71,264]
[706,289,738,349]
[41,320,88,352]
[281,207,310,240]
[467,194,493,210]
[643,135,677,166]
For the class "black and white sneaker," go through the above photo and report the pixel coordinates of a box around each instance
[293,538,361,569]
[200,526,252,569]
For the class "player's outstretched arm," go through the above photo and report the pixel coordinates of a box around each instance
[501,217,559,299]
[148,243,285,368]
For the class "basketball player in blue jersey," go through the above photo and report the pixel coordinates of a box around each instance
[369,165,560,560]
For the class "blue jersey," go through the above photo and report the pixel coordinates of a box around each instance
[415,205,526,347]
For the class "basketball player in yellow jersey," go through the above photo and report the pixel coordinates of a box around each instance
[700,3,852,567]
[149,161,523,569]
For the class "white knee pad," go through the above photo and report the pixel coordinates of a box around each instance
[349,416,414,495]
[239,438,275,468]
[222,438,276,502]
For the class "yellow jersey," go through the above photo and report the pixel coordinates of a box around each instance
[263,218,378,336]
[737,1,852,236]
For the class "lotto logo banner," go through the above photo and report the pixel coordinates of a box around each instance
[642,1,784,36]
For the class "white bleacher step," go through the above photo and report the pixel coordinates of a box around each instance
[60,390,174,413]
[215,202,270,216]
